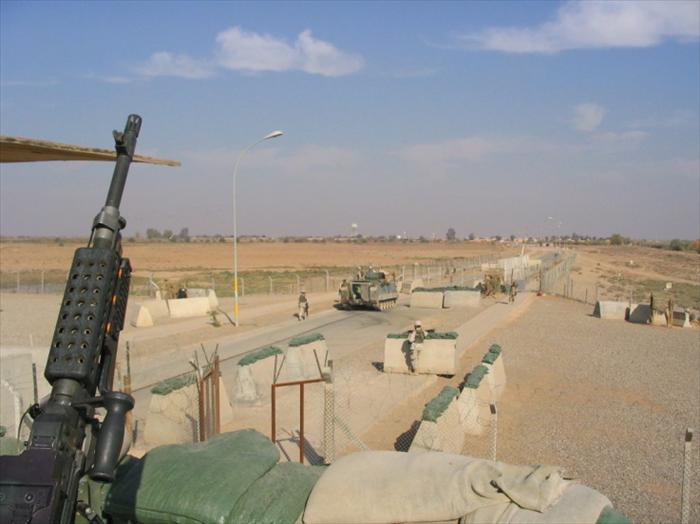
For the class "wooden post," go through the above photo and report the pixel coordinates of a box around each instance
[198,378,206,442]
[213,356,221,435]
[271,384,276,443]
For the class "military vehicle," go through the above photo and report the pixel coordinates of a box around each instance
[340,268,399,310]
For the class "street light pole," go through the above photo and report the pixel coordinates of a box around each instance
[233,130,283,327]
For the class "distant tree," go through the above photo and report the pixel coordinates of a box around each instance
[468,233,476,241]
[178,227,190,242]
[446,227,456,241]
[146,228,161,240]
[609,234,625,246]
[163,229,174,241]
[509,234,516,241]
[669,239,684,251]
[494,235,502,242]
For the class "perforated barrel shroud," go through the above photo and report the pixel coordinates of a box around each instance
[45,247,129,391]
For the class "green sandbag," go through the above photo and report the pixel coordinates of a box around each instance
[596,506,631,524]
[422,386,459,422]
[386,331,411,339]
[227,462,325,524]
[103,429,280,524]
[238,346,283,367]
[0,435,22,456]
[151,372,197,396]
[289,333,325,347]
[464,365,489,389]
[425,331,458,340]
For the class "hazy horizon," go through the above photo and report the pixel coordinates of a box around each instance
[1,1,699,240]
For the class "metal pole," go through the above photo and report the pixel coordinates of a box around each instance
[240,277,245,297]
[325,270,330,292]
[300,382,305,463]
[213,356,221,435]
[197,378,206,441]
[269,276,273,295]
[681,428,694,524]
[271,384,276,443]
[16,271,20,293]
[296,274,301,294]
[32,363,38,404]
[41,270,45,294]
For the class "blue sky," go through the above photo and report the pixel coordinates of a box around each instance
[1,1,698,240]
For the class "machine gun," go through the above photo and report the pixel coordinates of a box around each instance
[0,115,142,523]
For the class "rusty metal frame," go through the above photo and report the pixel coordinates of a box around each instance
[271,378,325,463]
[197,355,222,442]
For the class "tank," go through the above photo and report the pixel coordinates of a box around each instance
[340,269,398,310]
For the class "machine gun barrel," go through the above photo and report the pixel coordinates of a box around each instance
[0,114,142,524]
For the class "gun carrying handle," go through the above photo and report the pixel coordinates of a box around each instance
[89,391,134,482]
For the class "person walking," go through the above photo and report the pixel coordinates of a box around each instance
[508,280,518,304]
[298,290,309,321]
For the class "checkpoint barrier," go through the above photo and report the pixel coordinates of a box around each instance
[383,332,458,376]
[409,291,444,309]
[628,303,651,324]
[409,349,507,453]
[133,290,220,327]
[276,333,328,383]
[144,372,233,446]
[232,346,282,404]
[481,344,506,402]
[593,301,629,320]
[443,289,481,308]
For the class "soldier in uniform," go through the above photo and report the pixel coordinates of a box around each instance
[666,297,674,328]
[338,279,350,306]
[298,290,309,321]
[508,280,518,304]
[407,320,426,373]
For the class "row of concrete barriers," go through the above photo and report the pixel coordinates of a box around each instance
[594,300,691,327]
[410,288,481,309]
[409,344,506,454]
[133,288,219,327]
[383,332,458,376]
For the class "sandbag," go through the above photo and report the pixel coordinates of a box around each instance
[103,429,279,524]
[303,451,571,524]
[228,462,325,524]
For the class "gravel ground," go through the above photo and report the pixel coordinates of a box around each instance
[467,296,700,524]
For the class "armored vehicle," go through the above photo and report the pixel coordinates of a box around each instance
[340,269,398,310]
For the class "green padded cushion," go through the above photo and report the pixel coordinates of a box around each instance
[103,429,280,524]
[227,462,325,524]
[596,506,632,524]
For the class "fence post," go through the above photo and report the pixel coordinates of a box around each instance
[269,276,273,295]
[32,363,38,404]
[296,275,301,294]
[681,428,693,524]
[240,277,245,297]
[325,270,330,292]
[41,270,45,294]
[16,271,20,293]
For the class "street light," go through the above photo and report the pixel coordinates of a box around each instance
[232,130,284,326]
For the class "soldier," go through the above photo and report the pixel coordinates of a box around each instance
[176,287,188,299]
[338,279,350,306]
[666,297,674,328]
[298,290,309,321]
[407,320,426,373]
[509,280,518,304]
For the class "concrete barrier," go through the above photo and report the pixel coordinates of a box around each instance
[410,291,444,309]
[409,396,464,454]
[383,334,457,376]
[457,365,493,436]
[276,334,327,383]
[133,298,170,326]
[144,375,233,446]
[207,289,219,310]
[481,346,506,402]
[593,301,629,320]
[233,346,282,404]
[628,303,651,324]
[673,310,691,328]
[133,305,154,327]
[409,279,424,292]
[443,290,480,308]
[167,297,211,319]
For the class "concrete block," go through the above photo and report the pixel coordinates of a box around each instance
[207,289,219,310]
[276,340,327,383]
[144,376,232,446]
[383,337,411,374]
[137,299,170,320]
[593,301,629,320]
[409,398,464,454]
[418,339,457,375]
[167,297,211,319]
[483,357,506,402]
[443,290,480,308]
[673,310,691,328]
[410,291,444,309]
[651,311,667,326]
[628,304,651,324]
[1,347,51,437]
[456,386,491,436]
[186,288,208,298]
[133,305,154,328]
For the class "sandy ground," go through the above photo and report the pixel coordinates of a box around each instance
[0,240,515,274]
[364,297,699,524]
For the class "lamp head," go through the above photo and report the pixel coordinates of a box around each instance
[264,130,284,140]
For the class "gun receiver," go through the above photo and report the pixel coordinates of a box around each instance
[0,115,141,523]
